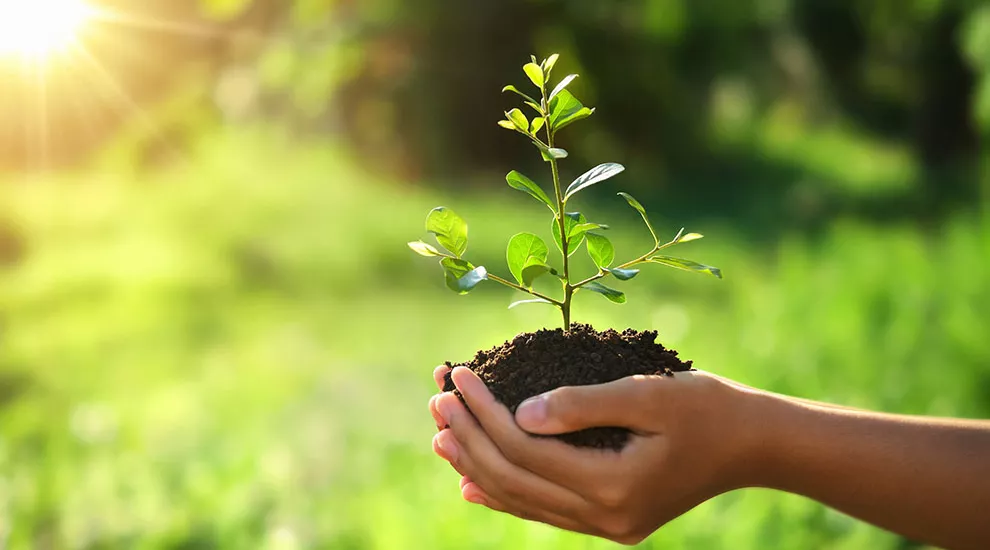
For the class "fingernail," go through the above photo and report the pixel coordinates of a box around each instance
[515,395,548,428]
[437,433,459,463]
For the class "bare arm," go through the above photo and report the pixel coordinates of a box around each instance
[429,366,990,548]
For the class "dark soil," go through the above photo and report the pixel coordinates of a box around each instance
[442,323,692,451]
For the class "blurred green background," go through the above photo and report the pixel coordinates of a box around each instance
[1,0,988,548]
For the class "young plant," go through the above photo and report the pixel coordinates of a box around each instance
[408,54,721,329]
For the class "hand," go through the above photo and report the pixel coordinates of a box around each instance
[428,365,760,544]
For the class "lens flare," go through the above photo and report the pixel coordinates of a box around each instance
[0,0,93,59]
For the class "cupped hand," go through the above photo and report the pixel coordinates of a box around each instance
[428,364,761,544]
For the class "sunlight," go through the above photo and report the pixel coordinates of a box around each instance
[0,0,93,59]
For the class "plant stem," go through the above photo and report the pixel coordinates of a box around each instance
[487,273,563,306]
[543,90,571,330]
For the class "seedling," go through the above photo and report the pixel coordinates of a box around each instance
[409,54,721,329]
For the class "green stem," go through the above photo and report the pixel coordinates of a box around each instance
[543,88,571,330]
[487,273,563,306]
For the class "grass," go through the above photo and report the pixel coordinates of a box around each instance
[0,128,986,548]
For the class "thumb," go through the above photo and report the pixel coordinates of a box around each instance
[514,376,661,435]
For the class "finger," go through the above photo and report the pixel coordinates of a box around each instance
[435,393,592,523]
[433,430,466,476]
[515,374,666,435]
[429,394,448,431]
[450,367,603,482]
[461,479,607,538]
[434,365,451,391]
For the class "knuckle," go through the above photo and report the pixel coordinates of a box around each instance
[593,484,628,510]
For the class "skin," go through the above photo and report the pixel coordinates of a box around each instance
[428,365,990,548]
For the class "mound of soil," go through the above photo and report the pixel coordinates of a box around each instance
[443,323,692,450]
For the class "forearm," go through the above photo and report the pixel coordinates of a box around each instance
[744,390,990,549]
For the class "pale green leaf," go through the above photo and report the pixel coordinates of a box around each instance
[586,233,615,268]
[502,85,539,105]
[551,212,588,256]
[531,117,545,135]
[617,192,658,242]
[408,241,442,257]
[506,232,550,286]
[549,74,578,101]
[543,53,559,74]
[506,109,529,132]
[508,298,553,309]
[426,207,468,257]
[564,163,625,201]
[679,232,704,243]
[506,171,554,210]
[584,281,626,303]
[606,267,640,280]
[441,258,488,293]
[523,63,544,88]
[497,120,516,130]
[649,255,723,279]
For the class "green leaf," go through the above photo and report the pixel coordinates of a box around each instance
[531,117,545,135]
[586,233,615,268]
[548,89,583,129]
[606,267,640,280]
[502,85,539,105]
[648,255,723,279]
[506,171,554,210]
[548,148,568,159]
[570,222,607,241]
[617,192,658,242]
[408,241,442,257]
[564,163,625,201]
[543,53,559,75]
[555,107,594,133]
[520,260,550,287]
[678,232,704,243]
[525,101,544,115]
[506,232,550,286]
[549,74,578,101]
[506,109,528,132]
[584,281,626,304]
[551,212,588,256]
[509,298,554,309]
[441,258,488,293]
[426,207,468,257]
[523,63,544,89]
[497,120,516,130]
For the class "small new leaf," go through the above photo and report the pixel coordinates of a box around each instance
[506,109,529,132]
[606,267,640,280]
[506,232,550,286]
[679,232,704,243]
[585,233,615,268]
[549,74,578,101]
[543,53,559,74]
[497,120,516,130]
[649,255,723,279]
[548,148,569,159]
[564,163,625,201]
[502,85,539,105]
[408,241,442,257]
[617,192,658,243]
[426,207,468,257]
[441,258,488,294]
[531,117,546,135]
[506,171,554,210]
[523,63,544,89]
[552,212,589,256]
[584,281,627,304]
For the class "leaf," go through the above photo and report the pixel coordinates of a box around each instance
[506,109,529,132]
[509,298,553,309]
[502,85,538,105]
[551,212,588,256]
[525,101,544,115]
[543,53,559,74]
[426,207,468,257]
[530,54,538,64]
[617,192,657,241]
[441,258,488,293]
[584,281,626,304]
[506,232,550,286]
[555,107,595,133]
[548,148,568,159]
[606,267,640,280]
[408,241,442,257]
[648,255,723,279]
[548,89,584,129]
[506,171,554,210]
[564,163,626,201]
[497,120,516,130]
[520,260,551,287]
[678,232,704,243]
[549,74,578,101]
[531,117,545,135]
[586,233,615,268]
[569,222,607,241]
[523,63,544,89]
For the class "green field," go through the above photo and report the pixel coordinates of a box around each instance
[1,130,987,548]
